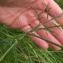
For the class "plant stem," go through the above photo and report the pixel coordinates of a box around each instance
[29,33,63,48]
[0,39,18,62]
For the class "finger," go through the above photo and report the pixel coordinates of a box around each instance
[21,25,49,49]
[30,20,61,50]
[47,0,63,25]
[19,14,49,49]
[29,0,48,11]
[26,11,61,50]
[40,12,63,45]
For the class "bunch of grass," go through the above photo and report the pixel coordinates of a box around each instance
[0,0,63,63]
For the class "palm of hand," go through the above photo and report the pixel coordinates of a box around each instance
[0,0,63,50]
[0,0,47,28]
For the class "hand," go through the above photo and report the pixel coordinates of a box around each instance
[0,0,63,50]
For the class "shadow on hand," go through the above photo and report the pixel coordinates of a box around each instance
[0,0,35,8]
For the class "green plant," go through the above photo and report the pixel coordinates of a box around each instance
[0,0,63,63]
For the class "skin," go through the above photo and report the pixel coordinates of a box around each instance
[0,0,63,50]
